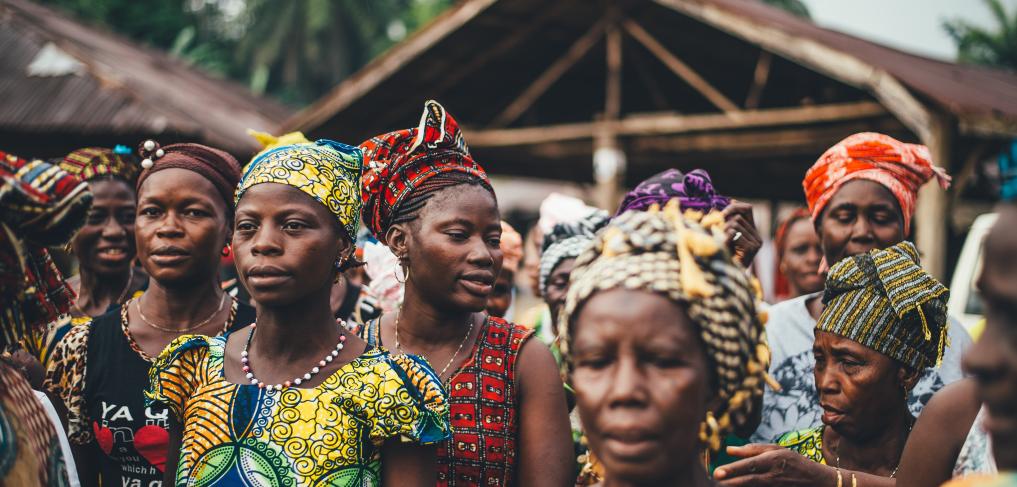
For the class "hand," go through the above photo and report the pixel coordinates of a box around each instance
[723,201,762,267]
[714,444,837,487]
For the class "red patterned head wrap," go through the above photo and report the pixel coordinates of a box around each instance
[803,132,951,235]
[135,141,242,209]
[359,100,490,236]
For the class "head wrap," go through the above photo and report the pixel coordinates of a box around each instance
[773,207,813,299]
[500,221,523,275]
[559,201,774,452]
[135,140,242,209]
[817,241,949,370]
[359,100,491,237]
[1,151,92,349]
[237,131,364,239]
[616,168,731,216]
[804,132,951,236]
[59,146,140,184]
[538,193,600,235]
[539,210,609,295]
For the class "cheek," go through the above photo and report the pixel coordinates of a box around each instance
[655,369,708,420]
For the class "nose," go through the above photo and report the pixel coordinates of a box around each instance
[466,236,496,268]
[605,354,650,408]
[100,217,128,241]
[849,216,876,244]
[154,211,184,239]
[805,245,823,266]
[815,361,842,398]
[249,225,282,256]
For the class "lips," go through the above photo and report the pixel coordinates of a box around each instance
[600,427,660,461]
[245,265,292,288]
[149,245,189,266]
[821,403,847,425]
[96,246,129,263]
[459,272,495,296]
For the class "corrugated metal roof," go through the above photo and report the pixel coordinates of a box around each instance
[0,0,292,157]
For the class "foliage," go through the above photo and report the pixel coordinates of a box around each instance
[944,0,1017,71]
[763,0,810,19]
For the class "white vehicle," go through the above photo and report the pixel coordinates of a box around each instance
[948,212,998,336]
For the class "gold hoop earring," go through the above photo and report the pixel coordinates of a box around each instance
[394,266,409,284]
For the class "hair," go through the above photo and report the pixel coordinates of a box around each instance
[390,172,495,228]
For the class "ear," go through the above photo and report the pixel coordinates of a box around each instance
[335,234,354,262]
[385,223,411,262]
[897,364,922,392]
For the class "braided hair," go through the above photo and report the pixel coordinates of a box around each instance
[389,172,494,228]
[559,200,776,453]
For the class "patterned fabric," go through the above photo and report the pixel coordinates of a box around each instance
[954,406,998,478]
[538,210,609,295]
[359,100,490,236]
[942,473,1017,487]
[615,168,730,216]
[500,221,523,274]
[0,360,69,486]
[776,426,826,465]
[362,316,534,487]
[147,334,450,487]
[59,147,140,183]
[1,151,91,350]
[818,241,949,370]
[559,202,772,453]
[41,323,90,443]
[803,132,951,235]
[238,133,364,239]
[135,141,242,208]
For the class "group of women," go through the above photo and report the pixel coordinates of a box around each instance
[0,99,1014,487]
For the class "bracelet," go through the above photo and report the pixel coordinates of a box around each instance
[851,473,858,487]
[836,469,843,487]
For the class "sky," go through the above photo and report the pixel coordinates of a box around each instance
[801,0,1013,61]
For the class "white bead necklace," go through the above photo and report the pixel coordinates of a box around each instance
[240,321,346,391]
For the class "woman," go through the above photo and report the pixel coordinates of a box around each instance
[486,221,522,319]
[920,203,1017,487]
[539,211,609,330]
[44,140,253,487]
[1,150,91,486]
[27,147,148,365]
[558,201,771,486]
[773,208,822,302]
[149,136,449,486]
[717,241,948,486]
[359,100,573,486]
[614,168,762,267]
[754,132,970,444]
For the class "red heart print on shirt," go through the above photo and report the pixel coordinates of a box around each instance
[134,424,169,472]
[92,422,114,455]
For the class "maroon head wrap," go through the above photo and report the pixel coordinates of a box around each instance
[135,140,242,208]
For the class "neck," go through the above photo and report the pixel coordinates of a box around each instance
[140,278,223,330]
[602,460,713,487]
[252,285,339,362]
[827,403,913,474]
[398,281,477,346]
[77,267,132,307]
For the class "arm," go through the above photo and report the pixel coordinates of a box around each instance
[163,414,182,486]
[895,379,980,487]
[381,439,436,487]
[715,444,895,487]
[515,338,574,487]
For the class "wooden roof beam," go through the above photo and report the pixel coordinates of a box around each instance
[623,19,741,115]
[744,51,772,110]
[467,100,886,147]
[490,17,610,127]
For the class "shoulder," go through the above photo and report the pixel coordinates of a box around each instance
[916,378,980,434]
[386,353,447,407]
[487,316,536,350]
[767,294,817,330]
[151,334,224,372]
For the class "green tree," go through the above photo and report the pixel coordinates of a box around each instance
[944,0,1017,71]
[763,0,810,19]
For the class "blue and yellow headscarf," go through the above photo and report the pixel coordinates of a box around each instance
[237,131,364,239]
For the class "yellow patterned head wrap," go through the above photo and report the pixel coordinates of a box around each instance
[237,131,364,239]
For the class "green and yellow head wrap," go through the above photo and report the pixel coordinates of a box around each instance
[237,131,364,239]
[817,241,949,370]
[559,201,775,453]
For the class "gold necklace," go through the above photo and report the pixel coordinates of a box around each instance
[394,310,474,381]
[137,292,225,333]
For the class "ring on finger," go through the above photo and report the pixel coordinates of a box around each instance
[733,231,743,242]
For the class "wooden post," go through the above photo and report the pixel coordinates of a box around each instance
[594,24,624,211]
[915,115,952,280]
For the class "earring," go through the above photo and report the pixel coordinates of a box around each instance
[221,245,231,257]
[394,266,409,284]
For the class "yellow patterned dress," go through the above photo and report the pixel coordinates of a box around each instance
[776,426,827,464]
[147,334,450,487]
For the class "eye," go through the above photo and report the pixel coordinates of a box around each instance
[649,355,683,368]
[139,206,161,217]
[576,355,612,370]
[119,211,136,225]
[183,208,209,218]
[86,211,106,225]
[235,221,257,232]
[446,231,468,241]
[283,220,307,231]
[487,236,502,247]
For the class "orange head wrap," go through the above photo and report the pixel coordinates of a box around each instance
[803,132,951,236]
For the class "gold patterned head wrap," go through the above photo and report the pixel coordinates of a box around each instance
[559,200,775,453]
[59,146,140,184]
[237,131,364,239]
[817,241,949,370]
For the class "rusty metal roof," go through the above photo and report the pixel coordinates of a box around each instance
[0,0,292,157]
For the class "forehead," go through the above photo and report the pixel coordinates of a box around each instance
[88,178,136,201]
[138,168,218,201]
[826,179,901,211]
[981,206,1017,300]
[574,288,698,344]
[419,184,499,224]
